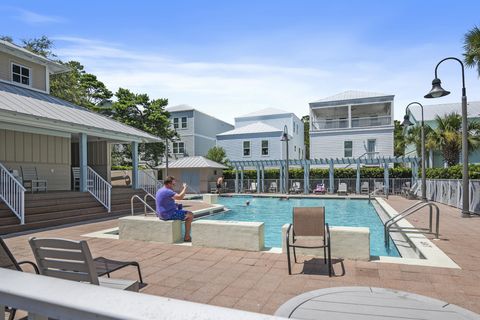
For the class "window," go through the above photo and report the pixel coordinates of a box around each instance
[173,118,179,129]
[172,142,185,154]
[261,140,269,156]
[243,141,250,156]
[181,117,187,129]
[344,141,353,157]
[12,63,30,86]
[294,146,296,152]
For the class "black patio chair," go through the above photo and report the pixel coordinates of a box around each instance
[286,207,332,276]
[0,237,39,320]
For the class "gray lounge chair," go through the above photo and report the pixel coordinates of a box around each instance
[21,166,47,193]
[286,207,332,276]
[1,237,39,320]
[338,183,348,195]
[269,181,278,193]
[361,182,369,194]
[290,181,303,194]
[29,237,142,292]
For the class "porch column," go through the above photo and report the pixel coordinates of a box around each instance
[356,162,361,194]
[131,141,139,189]
[79,133,88,192]
[329,162,334,193]
[384,163,389,195]
[256,165,260,194]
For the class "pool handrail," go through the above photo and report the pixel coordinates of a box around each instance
[130,195,155,216]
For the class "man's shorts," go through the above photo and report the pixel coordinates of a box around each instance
[160,209,188,221]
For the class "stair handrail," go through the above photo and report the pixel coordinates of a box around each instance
[384,201,440,247]
[143,193,156,215]
[87,166,111,213]
[368,186,388,202]
[138,170,160,197]
[0,162,26,224]
[131,194,156,216]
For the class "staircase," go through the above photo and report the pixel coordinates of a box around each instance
[0,187,153,235]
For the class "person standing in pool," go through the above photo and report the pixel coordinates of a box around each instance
[216,175,224,194]
[155,176,193,242]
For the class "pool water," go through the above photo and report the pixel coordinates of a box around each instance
[203,196,400,257]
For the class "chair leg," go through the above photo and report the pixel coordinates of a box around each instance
[286,243,292,275]
[323,246,327,264]
[132,262,143,284]
[293,246,297,263]
[328,245,332,277]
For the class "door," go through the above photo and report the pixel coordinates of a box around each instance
[181,170,200,193]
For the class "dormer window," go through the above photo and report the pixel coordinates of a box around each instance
[12,63,30,86]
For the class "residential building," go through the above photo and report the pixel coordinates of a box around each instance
[217,107,305,161]
[406,101,480,167]
[166,105,234,158]
[309,91,394,164]
[0,40,160,232]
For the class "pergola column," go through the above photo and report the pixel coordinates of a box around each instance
[256,165,260,194]
[304,162,310,194]
[235,166,239,193]
[329,161,334,193]
[279,162,284,193]
[79,133,88,192]
[131,141,139,189]
[260,164,265,193]
[356,162,360,194]
[384,162,389,195]
[240,165,244,193]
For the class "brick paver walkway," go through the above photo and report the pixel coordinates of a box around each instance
[4,196,480,315]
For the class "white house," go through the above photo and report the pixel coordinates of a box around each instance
[217,108,305,161]
[166,105,234,158]
[309,91,394,164]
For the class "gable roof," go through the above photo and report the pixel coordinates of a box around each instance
[157,156,228,169]
[410,101,480,122]
[167,104,195,112]
[312,90,393,104]
[217,121,282,136]
[0,82,161,142]
[237,107,292,118]
[0,40,68,74]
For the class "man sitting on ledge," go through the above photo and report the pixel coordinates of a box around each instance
[155,176,193,242]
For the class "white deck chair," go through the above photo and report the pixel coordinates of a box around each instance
[361,182,369,194]
[72,167,94,190]
[289,181,302,194]
[338,182,348,195]
[29,237,139,292]
[21,167,47,193]
[248,182,257,193]
[269,181,278,193]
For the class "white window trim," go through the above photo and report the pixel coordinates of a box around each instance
[261,140,269,157]
[11,62,32,88]
[180,117,188,129]
[173,118,179,129]
[172,141,185,154]
[243,140,251,158]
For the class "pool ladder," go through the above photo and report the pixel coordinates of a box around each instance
[384,201,440,248]
[130,194,156,216]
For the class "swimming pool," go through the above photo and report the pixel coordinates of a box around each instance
[203,196,400,257]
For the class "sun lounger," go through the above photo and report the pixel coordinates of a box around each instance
[247,182,257,193]
[338,182,348,195]
[289,181,302,194]
[313,183,326,194]
[269,181,278,193]
[361,182,369,194]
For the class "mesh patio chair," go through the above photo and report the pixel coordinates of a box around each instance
[29,237,143,292]
[286,207,332,276]
[1,237,39,320]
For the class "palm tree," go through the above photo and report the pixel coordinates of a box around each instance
[463,25,480,76]
[405,123,433,159]
[428,112,480,167]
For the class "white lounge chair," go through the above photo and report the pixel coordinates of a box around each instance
[21,166,47,193]
[361,182,369,194]
[247,182,257,193]
[72,167,94,190]
[289,181,302,194]
[29,237,140,292]
[338,183,348,195]
[269,181,278,193]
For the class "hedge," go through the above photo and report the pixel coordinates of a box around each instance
[223,164,480,180]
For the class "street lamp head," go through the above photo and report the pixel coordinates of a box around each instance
[401,114,413,127]
[424,78,450,98]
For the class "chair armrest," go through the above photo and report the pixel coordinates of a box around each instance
[286,223,293,245]
[17,260,40,274]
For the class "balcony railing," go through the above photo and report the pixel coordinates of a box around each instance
[351,115,391,128]
[311,119,348,130]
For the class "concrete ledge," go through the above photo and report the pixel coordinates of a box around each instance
[202,194,218,204]
[119,216,182,243]
[192,220,264,251]
[282,224,370,260]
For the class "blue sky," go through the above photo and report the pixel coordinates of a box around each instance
[1,0,479,123]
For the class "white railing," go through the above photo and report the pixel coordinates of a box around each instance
[87,166,111,213]
[425,179,480,214]
[351,115,391,128]
[0,162,25,224]
[138,170,161,196]
[311,118,348,130]
[0,268,279,320]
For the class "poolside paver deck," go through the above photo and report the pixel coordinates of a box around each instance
[3,196,480,317]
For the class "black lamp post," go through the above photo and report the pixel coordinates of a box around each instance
[281,125,290,194]
[402,102,427,202]
[425,57,470,217]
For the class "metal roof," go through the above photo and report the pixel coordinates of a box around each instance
[158,156,228,169]
[409,101,480,122]
[0,82,161,142]
[167,104,195,112]
[237,107,291,118]
[312,90,393,103]
[217,121,282,136]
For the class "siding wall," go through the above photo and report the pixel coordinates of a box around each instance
[194,110,234,140]
[0,51,47,92]
[169,110,194,156]
[310,128,394,162]
[218,135,283,161]
[195,135,216,157]
[0,128,71,190]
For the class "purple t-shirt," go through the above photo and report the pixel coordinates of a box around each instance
[155,186,176,219]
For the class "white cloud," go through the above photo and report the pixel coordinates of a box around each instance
[52,36,480,124]
[15,8,64,24]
